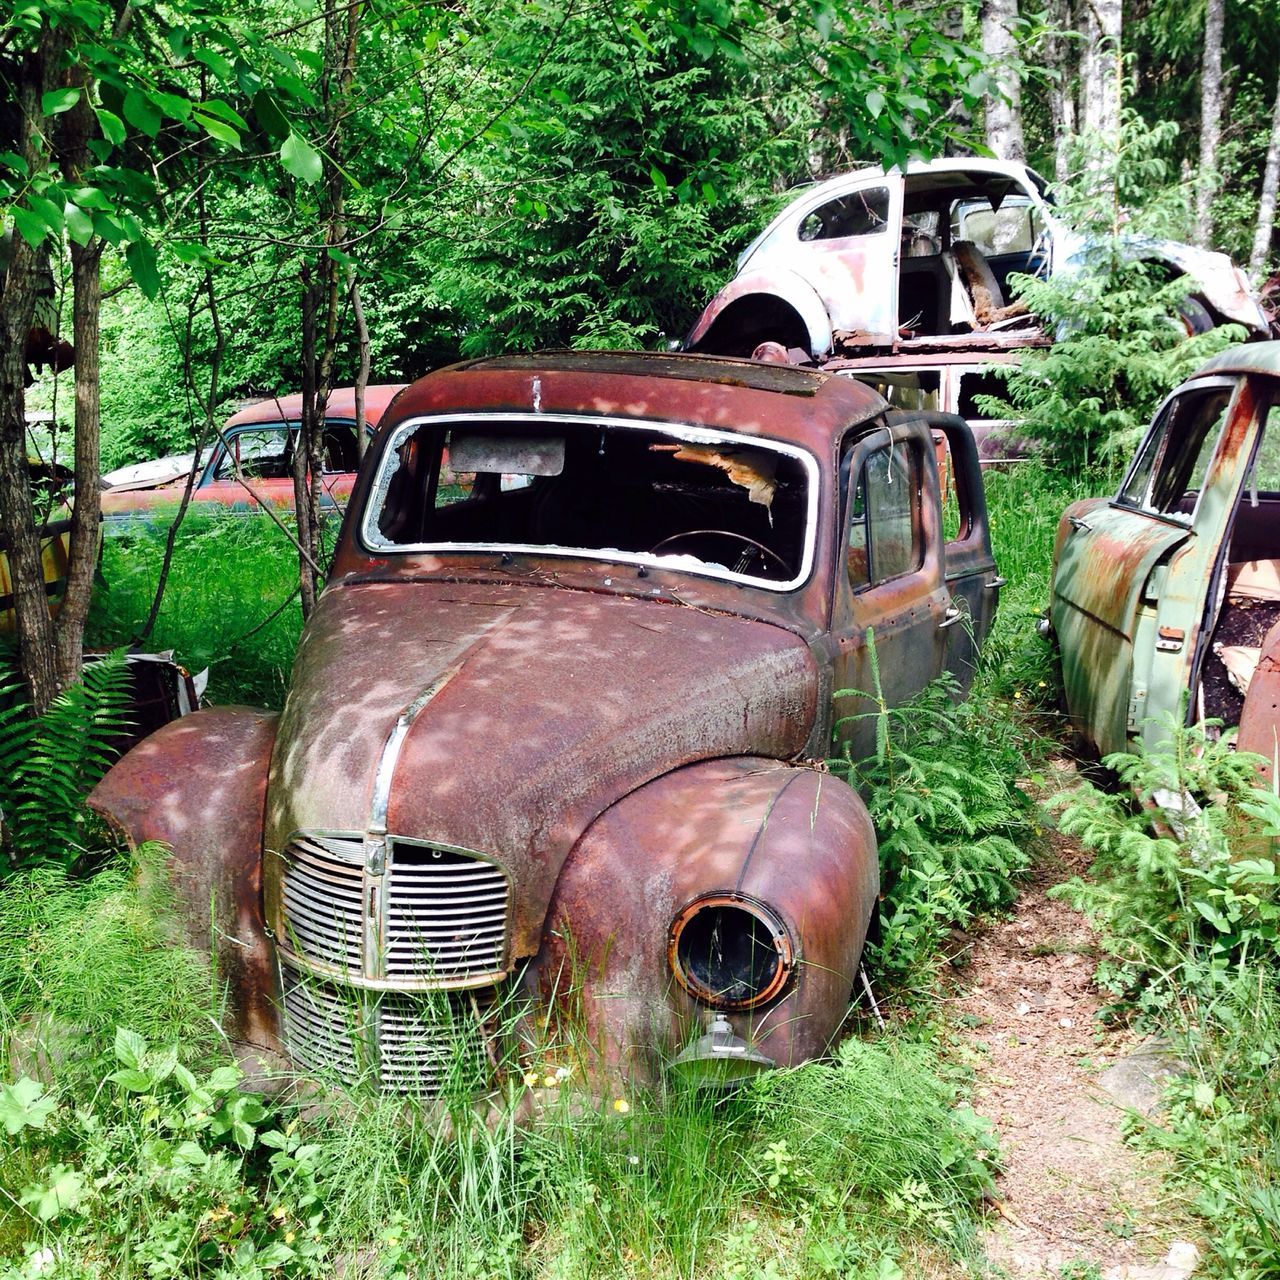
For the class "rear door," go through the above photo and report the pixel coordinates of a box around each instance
[830,418,950,762]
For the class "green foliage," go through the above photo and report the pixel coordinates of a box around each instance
[1053,719,1280,1020]
[831,649,1040,989]
[0,650,133,870]
[90,511,305,709]
[0,847,213,1058]
[978,119,1248,474]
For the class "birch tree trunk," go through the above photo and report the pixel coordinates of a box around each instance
[1079,0,1123,204]
[1249,71,1280,282]
[1044,0,1077,182]
[1194,0,1226,246]
[981,0,1025,162]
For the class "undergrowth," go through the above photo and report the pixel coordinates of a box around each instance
[1053,721,1280,1278]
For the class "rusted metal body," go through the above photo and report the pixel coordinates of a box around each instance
[99,384,406,529]
[91,350,998,1093]
[1048,341,1280,761]
[686,158,1268,363]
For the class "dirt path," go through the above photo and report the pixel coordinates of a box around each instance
[948,830,1189,1279]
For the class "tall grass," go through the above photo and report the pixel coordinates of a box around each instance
[90,509,310,708]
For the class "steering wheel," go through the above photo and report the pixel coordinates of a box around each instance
[649,529,791,577]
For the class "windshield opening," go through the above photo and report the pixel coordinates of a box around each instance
[363,415,815,589]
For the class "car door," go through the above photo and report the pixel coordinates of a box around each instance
[200,424,295,512]
[895,410,1000,692]
[1051,376,1245,754]
[781,175,905,345]
[830,418,950,763]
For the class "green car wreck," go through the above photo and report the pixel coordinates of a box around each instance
[1046,341,1280,773]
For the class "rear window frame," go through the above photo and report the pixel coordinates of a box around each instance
[358,411,822,594]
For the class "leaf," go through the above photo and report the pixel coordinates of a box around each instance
[123,89,161,138]
[114,1026,146,1069]
[23,1165,86,1221]
[0,150,29,176]
[193,112,241,149]
[866,89,886,119]
[253,91,290,140]
[64,202,93,245]
[198,99,248,129]
[125,239,161,299]
[26,194,63,233]
[110,1067,153,1092]
[42,88,80,116]
[206,1065,242,1092]
[281,132,322,184]
[94,108,125,144]
[1193,1080,1216,1112]
[0,1078,56,1135]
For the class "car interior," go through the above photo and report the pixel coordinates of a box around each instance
[212,423,361,482]
[895,171,1048,336]
[369,421,811,583]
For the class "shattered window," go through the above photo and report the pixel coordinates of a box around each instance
[1120,385,1233,518]
[364,417,815,589]
[214,428,290,481]
[798,187,891,241]
[847,440,923,589]
[850,369,940,414]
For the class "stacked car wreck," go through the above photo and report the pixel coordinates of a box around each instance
[90,351,999,1092]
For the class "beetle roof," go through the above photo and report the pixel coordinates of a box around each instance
[1192,340,1280,381]
[383,351,888,451]
[225,383,407,428]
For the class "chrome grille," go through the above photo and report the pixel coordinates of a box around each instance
[385,843,509,981]
[280,834,365,974]
[280,969,488,1095]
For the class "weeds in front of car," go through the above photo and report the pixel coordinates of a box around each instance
[0,864,998,1278]
[1051,720,1280,1278]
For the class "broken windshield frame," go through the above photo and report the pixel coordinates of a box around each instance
[360,412,820,593]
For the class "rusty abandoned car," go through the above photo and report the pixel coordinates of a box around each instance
[685,158,1268,364]
[1047,341,1280,774]
[90,351,1000,1094]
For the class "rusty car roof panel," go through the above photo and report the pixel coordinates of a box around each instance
[1191,340,1280,382]
[381,351,888,451]
[226,383,407,429]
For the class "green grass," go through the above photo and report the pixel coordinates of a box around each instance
[89,509,313,709]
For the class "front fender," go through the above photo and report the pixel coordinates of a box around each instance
[88,706,281,1049]
[527,756,878,1080]
[684,270,835,358]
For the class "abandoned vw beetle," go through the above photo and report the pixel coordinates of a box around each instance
[1047,341,1280,771]
[91,351,999,1092]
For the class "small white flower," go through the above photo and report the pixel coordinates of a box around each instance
[29,1249,57,1276]
[628,1155,640,1166]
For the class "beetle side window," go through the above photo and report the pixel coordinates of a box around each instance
[848,441,923,589]
[1118,386,1232,519]
[798,187,890,241]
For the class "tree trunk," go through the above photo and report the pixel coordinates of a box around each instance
[1044,0,1077,182]
[980,0,1025,162]
[350,269,371,460]
[1194,0,1226,247]
[53,238,103,690]
[1079,0,1123,205]
[1249,71,1280,283]
[0,23,68,711]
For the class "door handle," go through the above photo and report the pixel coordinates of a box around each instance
[1067,515,1092,533]
[939,606,965,629]
[985,575,1007,589]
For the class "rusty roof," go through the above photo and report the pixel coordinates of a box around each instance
[383,351,887,450]
[226,384,407,429]
[1191,340,1280,381]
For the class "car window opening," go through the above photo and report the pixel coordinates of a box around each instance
[1198,399,1280,734]
[367,419,812,586]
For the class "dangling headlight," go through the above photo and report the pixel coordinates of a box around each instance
[667,892,795,1010]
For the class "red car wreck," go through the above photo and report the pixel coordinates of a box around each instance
[90,351,999,1093]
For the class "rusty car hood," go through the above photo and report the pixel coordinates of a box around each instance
[264,579,819,955]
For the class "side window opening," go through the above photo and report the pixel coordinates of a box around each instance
[798,187,890,241]
[847,440,923,589]
[214,428,291,481]
[1118,386,1233,518]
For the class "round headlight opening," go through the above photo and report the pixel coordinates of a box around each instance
[669,894,794,1010]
